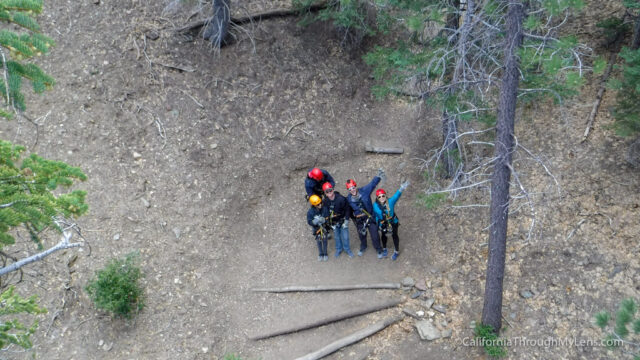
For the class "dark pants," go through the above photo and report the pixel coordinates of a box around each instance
[380,222,400,252]
[315,233,328,256]
[356,218,382,253]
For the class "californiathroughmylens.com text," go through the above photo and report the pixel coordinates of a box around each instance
[460,337,622,348]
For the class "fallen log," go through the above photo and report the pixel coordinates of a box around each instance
[364,145,404,154]
[251,283,401,293]
[175,1,329,34]
[293,314,404,360]
[249,298,402,340]
[582,51,616,142]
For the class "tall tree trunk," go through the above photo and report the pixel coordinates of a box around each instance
[442,109,459,178]
[440,0,462,179]
[203,0,230,48]
[632,15,640,50]
[481,0,525,332]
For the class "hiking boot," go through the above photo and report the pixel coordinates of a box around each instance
[346,250,355,258]
[357,248,366,256]
[318,256,323,262]
[377,251,384,259]
[323,255,329,261]
[392,251,399,261]
[334,250,342,258]
[382,248,388,257]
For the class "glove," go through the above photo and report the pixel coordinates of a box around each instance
[342,219,349,229]
[377,168,386,181]
[312,215,325,225]
[400,180,410,192]
[331,225,338,231]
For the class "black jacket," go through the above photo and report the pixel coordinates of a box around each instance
[322,191,352,226]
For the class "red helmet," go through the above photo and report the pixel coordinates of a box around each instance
[345,179,357,190]
[308,168,323,181]
[322,182,333,192]
[376,189,386,197]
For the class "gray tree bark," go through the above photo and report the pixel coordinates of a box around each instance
[203,0,230,47]
[481,0,525,332]
[632,15,640,50]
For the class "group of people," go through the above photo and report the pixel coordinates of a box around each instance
[305,167,409,262]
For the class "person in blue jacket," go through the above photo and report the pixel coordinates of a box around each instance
[346,168,385,258]
[305,167,335,199]
[307,194,329,261]
[373,180,409,260]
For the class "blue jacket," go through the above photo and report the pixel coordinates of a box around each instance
[305,168,335,197]
[307,204,328,235]
[373,188,403,225]
[347,176,381,218]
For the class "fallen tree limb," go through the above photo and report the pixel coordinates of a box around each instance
[582,13,628,142]
[251,283,401,293]
[365,145,404,154]
[293,314,404,360]
[175,2,328,35]
[582,51,616,142]
[249,298,402,340]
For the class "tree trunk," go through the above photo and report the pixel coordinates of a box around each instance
[446,0,461,33]
[481,0,525,332]
[632,16,640,50]
[440,0,463,179]
[442,109,460,178]
[203,0,230,47]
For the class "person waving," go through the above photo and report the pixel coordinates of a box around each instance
[373,180,409,260]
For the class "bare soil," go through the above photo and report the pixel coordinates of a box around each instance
[1,1,638,360]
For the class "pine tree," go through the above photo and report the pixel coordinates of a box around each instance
[0,285,47,349]
[595,298,640,359]
[0,0,55,119]
[0,1,87,351]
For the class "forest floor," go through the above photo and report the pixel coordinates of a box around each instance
[1,0,638,359]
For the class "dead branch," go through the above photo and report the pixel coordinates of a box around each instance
[364,145,404,154]
[249,298,403,340]
[0,231,82,276]
[293,314,404,360]
[582,51,616,142]
[174,1,329,35]
[251,283,401,293]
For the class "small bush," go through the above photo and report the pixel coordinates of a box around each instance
[474,323,507,358]
[86,253,144,318]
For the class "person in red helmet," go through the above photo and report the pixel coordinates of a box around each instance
[322,182,354,258]
[373,180,409,260]
[346,168,386,258]
[305,167,335,199]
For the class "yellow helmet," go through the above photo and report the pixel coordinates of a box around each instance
[309,194,322,206]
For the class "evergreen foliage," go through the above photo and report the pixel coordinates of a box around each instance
[474,323,507,358]
[85,253,145,319]
[595,298,640,359]
[0,285,46,349]
[0,140,87,248]
[611,47,640,137]
[0,0,54,119]
[293,0,375,46]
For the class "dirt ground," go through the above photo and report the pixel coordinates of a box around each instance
[1,0,638,359]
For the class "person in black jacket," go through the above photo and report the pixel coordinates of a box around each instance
[346,168,386,258]
[322,182,354,258]
[307,194,329,261]
[305,167,335,199]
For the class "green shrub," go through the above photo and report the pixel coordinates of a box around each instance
[86,253,144,318]
[474,323,507,358]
